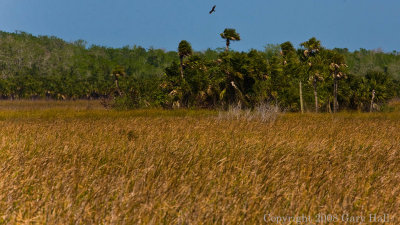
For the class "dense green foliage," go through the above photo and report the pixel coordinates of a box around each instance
[0,31,177,107]
[0,30,399,111]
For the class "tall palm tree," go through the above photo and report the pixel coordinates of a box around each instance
[301,37,322,112]
[178,40,193,79]
[220,28,241,51]
[328,51,347,113]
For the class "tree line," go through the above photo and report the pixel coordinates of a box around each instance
[0,30,399,112]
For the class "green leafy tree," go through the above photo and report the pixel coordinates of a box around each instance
[269,55,284,106]
[217,50,270,108]
[246,50,271,105]
[280,41,303,112]
[364,70,395,111]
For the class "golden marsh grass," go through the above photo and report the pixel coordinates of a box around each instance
[0,101,399,224]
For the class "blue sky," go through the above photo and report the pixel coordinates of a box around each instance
[0,0,399,52]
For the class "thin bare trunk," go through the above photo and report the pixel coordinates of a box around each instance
[328,99,332,113]
[370,90,376,112]
[333,78,338,113]
[230,81,249,108]
[225,40,230,52]
[313,78,318,113]
[299,81,304,113]
[179,57,184,79]
[115,79,122,96]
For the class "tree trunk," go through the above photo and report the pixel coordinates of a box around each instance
[115,79,122,96]
[299,81,304,113]
[333,77,338,113]
[313,78,318,113]
[179,56,184,79]
[370,89,376,112]
[225,39,230,52]
[328,99,332,113]
[230,81,249,108]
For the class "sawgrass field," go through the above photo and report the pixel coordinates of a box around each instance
[0,100,399,224]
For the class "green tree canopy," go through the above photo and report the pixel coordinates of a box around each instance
[178,40,193,59]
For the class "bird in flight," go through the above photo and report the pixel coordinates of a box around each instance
[209,5,216,14]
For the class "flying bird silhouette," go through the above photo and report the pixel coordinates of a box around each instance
[209,5,216,14]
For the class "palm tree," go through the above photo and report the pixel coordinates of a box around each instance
[301,37,322,112]
[328,51,347,113]
[111,65,126,96]
[178,40,193,79]
[220,28,241,51]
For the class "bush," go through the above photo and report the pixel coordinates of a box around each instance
[218,103,280,123]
